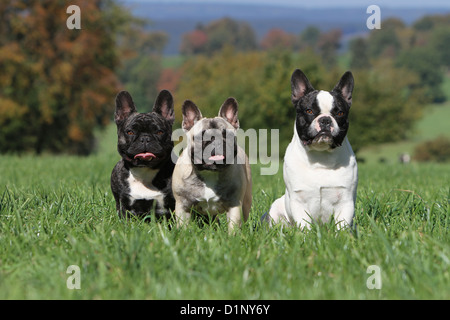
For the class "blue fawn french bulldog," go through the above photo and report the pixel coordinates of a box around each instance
[172,98,252,231]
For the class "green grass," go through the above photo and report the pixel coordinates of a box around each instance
[1,83,450,298]
[3,62,449,301]
[0,144,449,299]
[415,102,450,141]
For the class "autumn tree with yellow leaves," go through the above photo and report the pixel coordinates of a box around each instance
[0,0,125,154]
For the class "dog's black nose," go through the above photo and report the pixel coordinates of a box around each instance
[319,117,332,130]
[319,117,331,125]
[140,135,151,144]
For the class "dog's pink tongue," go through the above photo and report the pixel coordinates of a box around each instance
[134,152,156,161]
[209,155,225,161]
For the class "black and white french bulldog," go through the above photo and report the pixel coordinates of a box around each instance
[266,69,358,229]
[111,90,176,220]
[172,98,252,230]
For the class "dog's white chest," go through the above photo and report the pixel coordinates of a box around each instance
[127,168,164,204]
[203,185,220,203]
[195,172,224,213]
[283,137,358,225]
[293,185,348,221]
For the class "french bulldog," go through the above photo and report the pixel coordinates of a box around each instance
[172,97,252,230]
[111,90,176,220]
[266,69,358,229]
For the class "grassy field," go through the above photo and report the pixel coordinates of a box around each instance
[0,145,448,299]
[1,94,449,299]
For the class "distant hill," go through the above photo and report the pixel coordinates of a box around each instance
[125,2,449,55]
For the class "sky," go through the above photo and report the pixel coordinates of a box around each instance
[125,0,450,8]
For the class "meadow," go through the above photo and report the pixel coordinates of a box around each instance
[0,129,448,300]
[1,2,449,302]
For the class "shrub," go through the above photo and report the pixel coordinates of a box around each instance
[413,136,450,162]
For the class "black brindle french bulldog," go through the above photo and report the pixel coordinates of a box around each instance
[111,90,176,220]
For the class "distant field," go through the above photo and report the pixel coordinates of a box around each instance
[161,55,186,69]
[415,102,450,141]
[358,97,450,164]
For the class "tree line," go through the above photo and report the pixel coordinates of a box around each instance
[174,14,449,153]
[0,1,448,155]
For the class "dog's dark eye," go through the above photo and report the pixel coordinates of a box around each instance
[337,111,344,117]
[306,109,313,115]
[157,130,164,135]
[127,130,134,136]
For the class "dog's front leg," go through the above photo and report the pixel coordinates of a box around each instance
[226,206,243,231]
[334,201,355,230]
[175,201,191,228]
[286,192,312,230]
[267,195,292,226]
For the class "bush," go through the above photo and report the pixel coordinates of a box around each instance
[413,136,450,162]
[348,61,426,152]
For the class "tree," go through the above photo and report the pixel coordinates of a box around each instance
[368,18,404,58]
[117,27,168,111]
[157,68,183,94]
[299,26,321,51]
[349,37,370,70]
[413,14,450,31]
[180,29,208,55]
[206,18,257,53]
[179,18,257,55]
[176,47,264,124]
[348,62,426,151]
[429,26,450,69]
[396,47,445,102]
[317,29,342,68]
[260,28,296,50]
[0,0,128,154]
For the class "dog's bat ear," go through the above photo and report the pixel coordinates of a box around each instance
[182,100,202,132]
[153,89,175,125]
[219,97,239,129]
[291,69,315,105]
[333,71,354,107]
[115,91,136,125]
